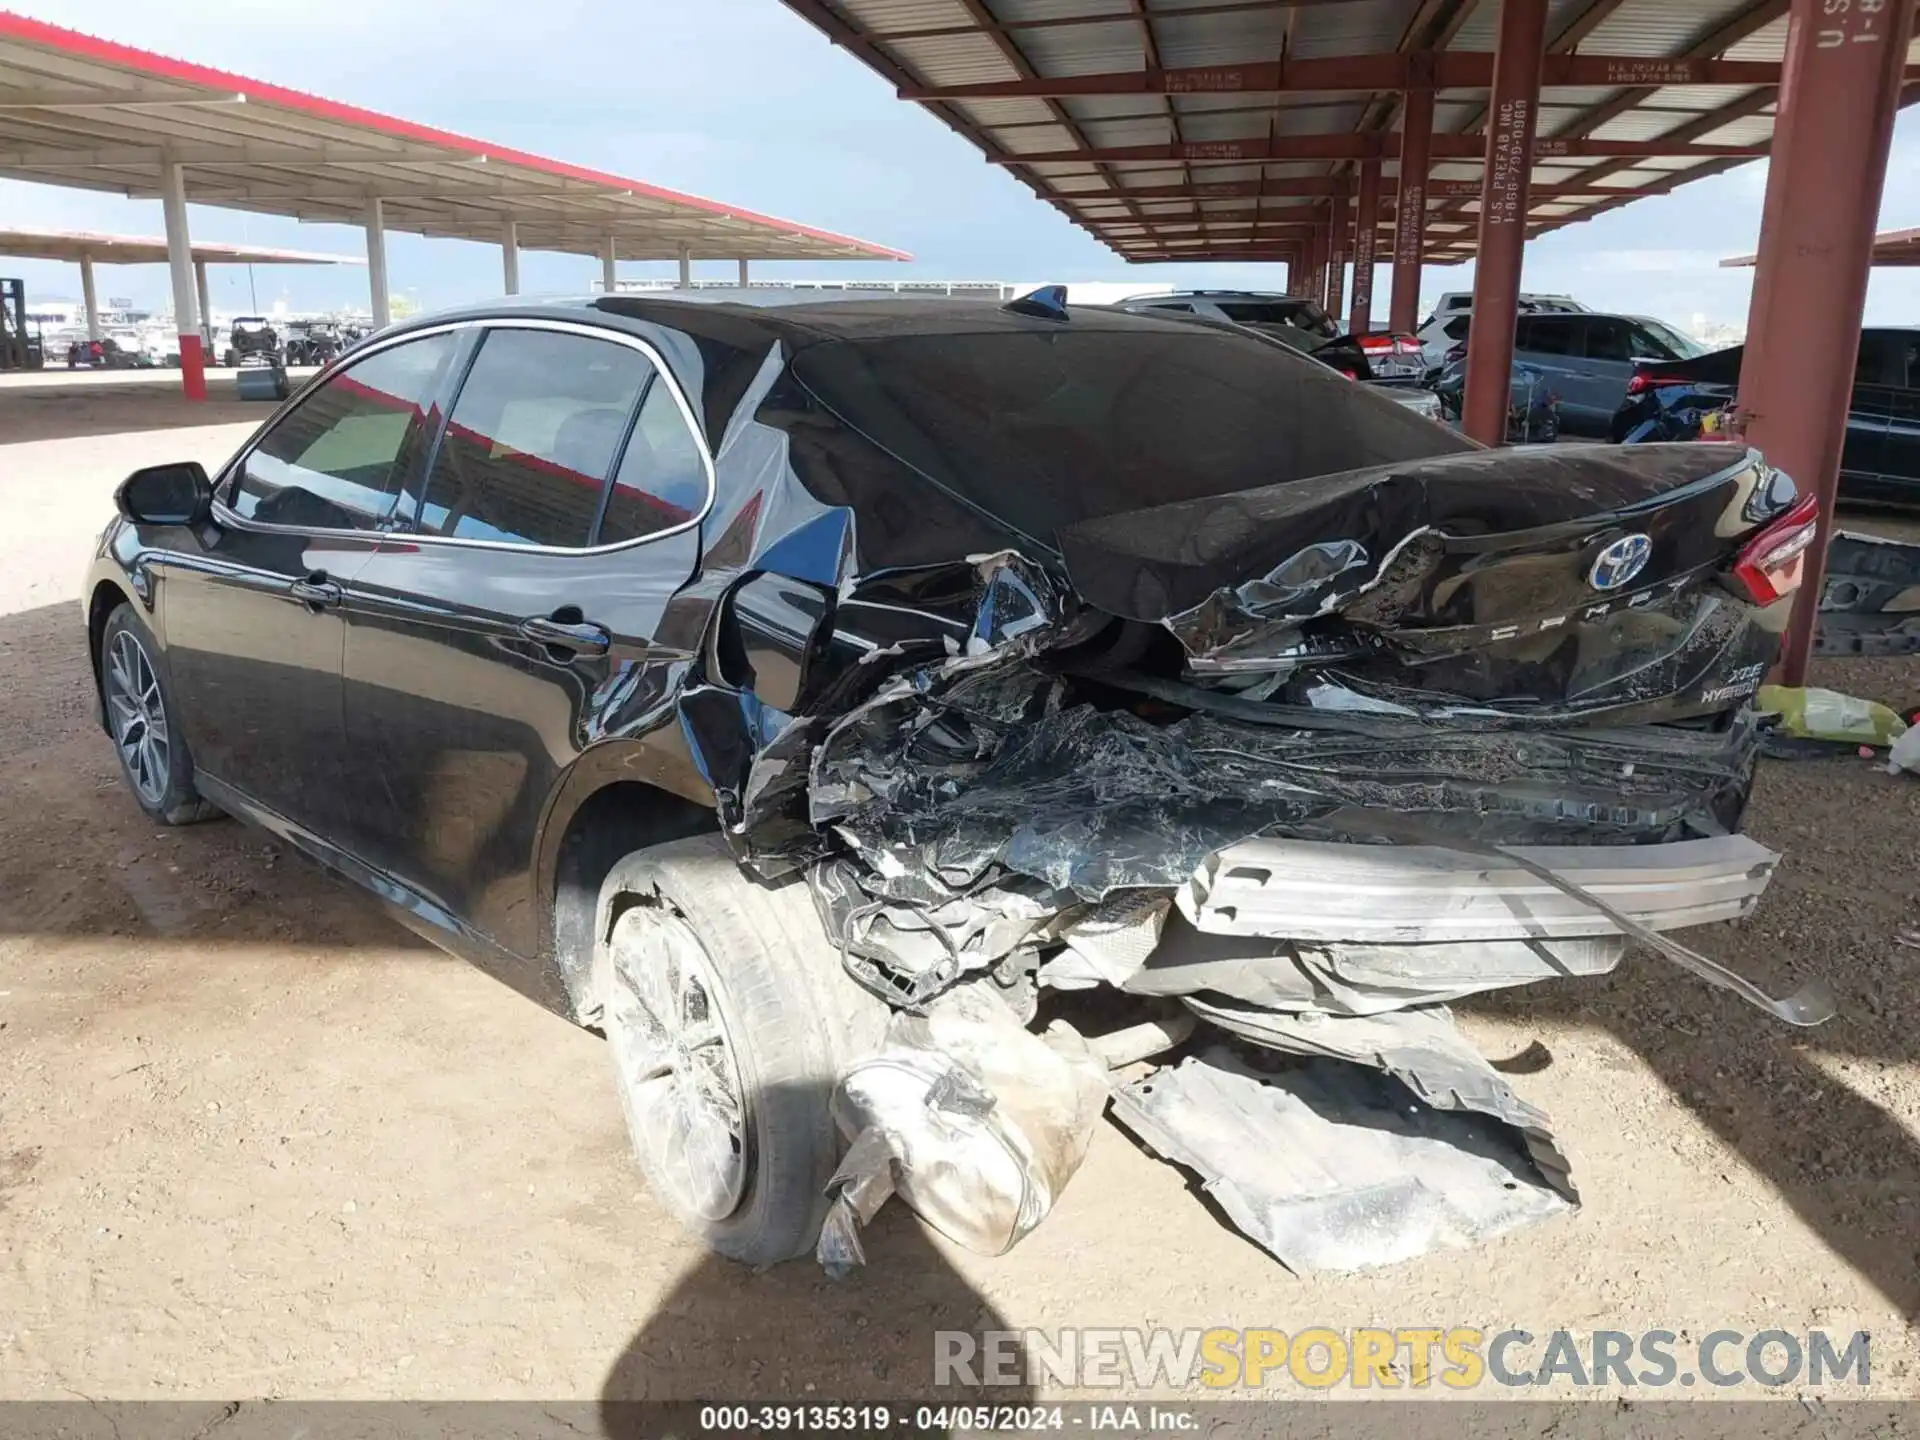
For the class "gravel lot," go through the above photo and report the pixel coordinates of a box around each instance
[1,373,1917,1414]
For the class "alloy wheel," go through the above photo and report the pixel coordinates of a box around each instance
[605,900,751,1221]
[105,629,170,808]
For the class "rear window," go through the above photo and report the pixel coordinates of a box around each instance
[1519,317,1579,355]
[790,326,1471,545]
[1217,299,1337,337]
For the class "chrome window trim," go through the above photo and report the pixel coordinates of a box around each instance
[210,316,717,555]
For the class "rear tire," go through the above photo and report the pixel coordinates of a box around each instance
[593,834,887,1265]
[99,604,220,826]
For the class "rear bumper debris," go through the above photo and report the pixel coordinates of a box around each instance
[1111,1047,1574,1274]
[1180,834,1778,943]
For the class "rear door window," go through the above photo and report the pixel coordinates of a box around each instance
[231,332,456,531]
[1520,317,1580,356]
[598,376,711,544]
[1585,318,1639,363]
[416,328,651,548]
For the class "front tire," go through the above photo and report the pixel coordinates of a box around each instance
[593,835,886,1265]
[99,604,220,826]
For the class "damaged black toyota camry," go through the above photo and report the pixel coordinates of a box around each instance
[84,293,1832,1275]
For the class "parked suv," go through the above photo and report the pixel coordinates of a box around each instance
[1612,328,1920,506]
[1116,288,1436,409]
[86,296,1820,1267]
[1118,288,1338,337]
[1436,311,1705,437]
[1415,292,1589,369]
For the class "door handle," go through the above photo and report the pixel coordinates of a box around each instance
[519,614,611,657]
[289,572,342,610]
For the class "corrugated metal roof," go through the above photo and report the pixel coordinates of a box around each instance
[0,14,908,262]
[1286,0,1421,60]
[1157,8,1298,65]
[782,0,1918,268]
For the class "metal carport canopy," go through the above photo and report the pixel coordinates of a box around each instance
[0,226,362,266]
[0,12,910,264]
[1724,225,1920,267]
[780,0,1919,270]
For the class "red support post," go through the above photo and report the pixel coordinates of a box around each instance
[1302,224,1326,305]
[1389,76,1434,334]
[1461,0,1547,445]
[1349,160,1380,335]
[1325,183,1349,320]
[1738,0,1914,685]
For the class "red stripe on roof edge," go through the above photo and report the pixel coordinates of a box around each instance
[0,10,912,261]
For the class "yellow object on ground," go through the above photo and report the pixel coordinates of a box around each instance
[1757,685,1910,747]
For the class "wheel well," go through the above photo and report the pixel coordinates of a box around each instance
[550,780,713,1026]
[86,581,132,727]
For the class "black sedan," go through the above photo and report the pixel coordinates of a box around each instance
[1612,329,1920,506]
[86,295,1821,1266]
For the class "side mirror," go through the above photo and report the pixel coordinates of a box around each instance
[116,461,213,526]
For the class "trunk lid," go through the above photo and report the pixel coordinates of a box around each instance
[1634,343,1744,390]
[1058,443,1789,720]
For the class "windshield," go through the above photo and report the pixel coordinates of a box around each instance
[1637,318,1706,359]
[791,325,1471,545]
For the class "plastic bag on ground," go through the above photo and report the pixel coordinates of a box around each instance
[816,984,1108,1274]
[1758,684,1910,748]
[1890,722,1920,776]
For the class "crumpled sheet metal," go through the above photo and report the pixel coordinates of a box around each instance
[1175,999,1575,1202]
[1159,536,1378,671]
[1110,1046,1575,1274]
[1055,444,1757,632]
[1115,910,1623,1016]
[1047,891,1172,988]
[816,984,1107,1275]
[812,653,1760,906]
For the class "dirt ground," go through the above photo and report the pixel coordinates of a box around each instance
[2,374,1918,1412]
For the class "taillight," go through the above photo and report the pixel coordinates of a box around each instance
[1336,367,1360,380]
[1393,336,1423,354]
[1626,372,1690,396]
[1445,343,1466,362]
[1357,335,1392,353]
[1731,492,1819,604]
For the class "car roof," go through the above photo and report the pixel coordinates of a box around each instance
[1454,310,1672,326]
[372,292,1218,358]
[1122,289,1314,303]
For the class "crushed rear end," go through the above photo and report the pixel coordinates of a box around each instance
[767,444,1827,1270]
[682,309,1831,1272]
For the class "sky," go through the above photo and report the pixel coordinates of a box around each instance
[4,0,1920,333]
